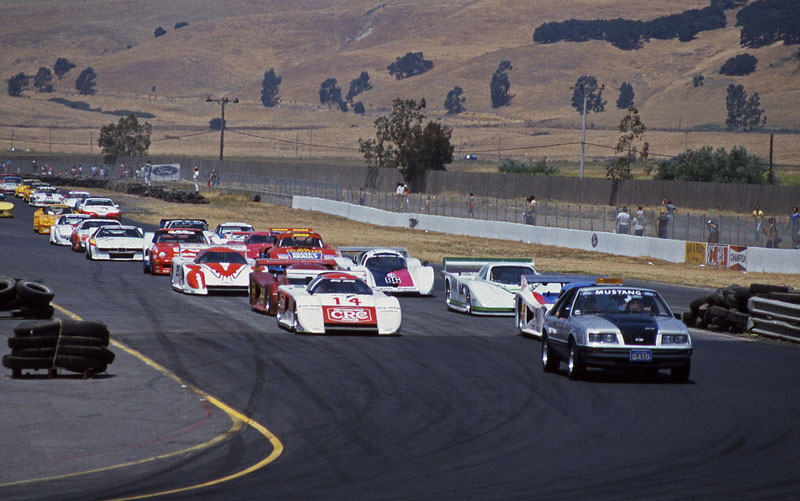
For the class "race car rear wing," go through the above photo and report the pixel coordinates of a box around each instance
[520,274,601,300]
[337,246,410,262]
[442,257,535,275]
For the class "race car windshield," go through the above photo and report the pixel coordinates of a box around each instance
[311,279,372,295]
[97,228,142,238]
[220,225,253,233]
[489,266,534,285]
[573,289,671,316]
[196,251,247,264]
[247,234,275,244]
[365,256,405,271]
[279,236,323,248]
[83,221,119,229]
[155,232,206,243]
[86,199,114,206]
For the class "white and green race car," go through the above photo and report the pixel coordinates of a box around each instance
[442,257,537,316]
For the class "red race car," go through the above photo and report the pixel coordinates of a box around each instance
[266,230,339,260]
[249,258,342,315]
[143,228,210,275]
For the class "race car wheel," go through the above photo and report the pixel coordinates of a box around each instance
[85,247,92,260]
[143,254,150,274]
[16,280,55,308]
[541,335,559,373]
[464,290,472,314]
[567,340,585,380]
[292,305,300,333]
[516,300,525,330]
[444,281,451,307]
[671,363,691,383]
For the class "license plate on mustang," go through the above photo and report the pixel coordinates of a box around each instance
[629,349,652,362]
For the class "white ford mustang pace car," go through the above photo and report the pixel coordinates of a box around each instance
[50,213,92,245]
[442,257,537,316]
[339,247,434,296]
[85,225,145,261]
[171,245,253,295]
[276,272,401,335]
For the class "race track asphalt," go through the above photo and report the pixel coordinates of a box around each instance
[2,196,800,500]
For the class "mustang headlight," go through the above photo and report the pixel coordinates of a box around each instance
[159,251,167,258]
[662,334,689,345]
[588,332,618,344]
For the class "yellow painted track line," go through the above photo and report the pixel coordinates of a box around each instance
[0,303,284,498]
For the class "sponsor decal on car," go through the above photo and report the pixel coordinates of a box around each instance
[323,306,375,324]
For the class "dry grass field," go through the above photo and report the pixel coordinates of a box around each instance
[1,1,799,169]
[98,186,800,290]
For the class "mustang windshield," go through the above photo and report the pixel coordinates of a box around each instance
[279,236,323,248]
[573,289,672,316]
[196,251,248,264]
[365,256,406,272]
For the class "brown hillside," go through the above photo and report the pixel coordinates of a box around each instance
[1,0,798,164]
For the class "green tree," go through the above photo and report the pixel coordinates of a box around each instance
[33,67,53,93]
[98,114,152,159]
[719,53,757,75]
[53,57,76,79]
[725,83,766,131]
[75,67,97,95]
[570,75,605,114]
[490,60,513,108]
[444,86,466,115]
[387,52,434,80]
[319,78,343,108]
[174,21,189,29]
[154,26,167,38]
[6,72,29,97]
[358,98,453,190]
[346,71,372,102]
[653,145,768,183]
[353,102,365,114]
[616,82,634,109]
[607,105,649,180]
[260,68,281,108]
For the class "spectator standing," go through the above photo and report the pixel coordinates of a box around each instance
[193,167,200,194]
[395,182,404,211]
[402,184,410,212]
[664,200,676,237]
[790,207,800,249]
[523,196,537,225]
[633,206,646,236]
[753,205,764,244]
[656,209,668,238]
[707,220,719,243]
[468,192,475,218]
[763,217,781,248]
[616,207,631,234]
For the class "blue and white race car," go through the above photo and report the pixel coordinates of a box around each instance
[515,274,600,337]
[442,257,537,315]
[339,247,434,296]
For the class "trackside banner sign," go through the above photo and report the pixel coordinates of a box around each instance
[704,243,747,271]
[150,163,180,182]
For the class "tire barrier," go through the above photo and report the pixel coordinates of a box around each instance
[0,277,55,318]
[3,319,114,377]
[685,283,800,341]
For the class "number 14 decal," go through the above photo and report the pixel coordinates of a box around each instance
[332,297,361,305]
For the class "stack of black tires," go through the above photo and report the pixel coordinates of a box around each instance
[684,283,800,334]
[0,277,56,319]
[3,320,115,377]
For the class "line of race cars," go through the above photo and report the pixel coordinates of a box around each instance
[15,184,693,381]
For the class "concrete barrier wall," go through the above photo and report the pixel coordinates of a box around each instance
[293,196,800,274]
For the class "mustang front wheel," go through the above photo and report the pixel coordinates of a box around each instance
[568,341,585,380]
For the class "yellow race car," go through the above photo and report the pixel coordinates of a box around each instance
[33,204,71,233]
[0,201,13,218]
[15,179,35,198]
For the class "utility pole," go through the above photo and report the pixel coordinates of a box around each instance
[580,89,587,178]
[206,96,239,161]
